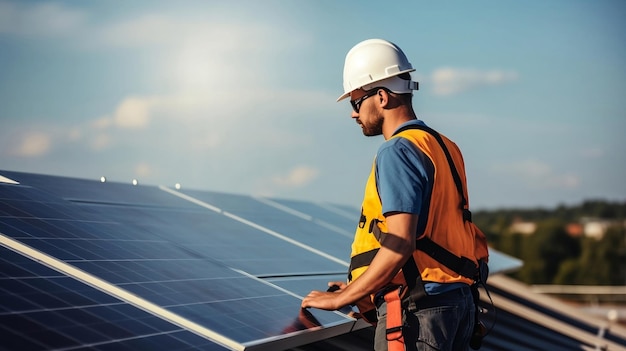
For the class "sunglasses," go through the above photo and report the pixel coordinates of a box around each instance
[350,88,390,113]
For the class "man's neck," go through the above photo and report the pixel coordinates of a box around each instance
[382,114,418,140]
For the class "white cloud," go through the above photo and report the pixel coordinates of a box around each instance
[272,165,320,187]
[492,159,580,189]
[10,131,51,157]
[431,68,518,96]
[113,97,153,129]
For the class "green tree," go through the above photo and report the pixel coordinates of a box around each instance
[497,233,523,261]
[553,226,625,285]
[513,219,580,284]
[552,258,579,285]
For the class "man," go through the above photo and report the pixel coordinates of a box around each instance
[302,39,488,351]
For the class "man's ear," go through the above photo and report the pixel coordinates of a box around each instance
[378,89,389,108]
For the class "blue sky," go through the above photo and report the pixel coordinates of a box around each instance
[1,0,624,210]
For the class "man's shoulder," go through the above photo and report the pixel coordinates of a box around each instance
[391,119,428,135]
[379,135,415,153]
[376,135,430,165]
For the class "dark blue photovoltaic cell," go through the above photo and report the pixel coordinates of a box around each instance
[180,190,353,262]
[0,171,355,350]
[0,247,229,351]
[82,203,347,276]
[265,198,360,236]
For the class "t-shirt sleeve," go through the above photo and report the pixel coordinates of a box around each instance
[376,137,433,216]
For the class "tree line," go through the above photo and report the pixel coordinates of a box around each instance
[473,200,626,286]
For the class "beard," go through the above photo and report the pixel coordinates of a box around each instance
[361,115,384,137]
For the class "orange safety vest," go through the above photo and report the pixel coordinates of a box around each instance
[348,124,489,326]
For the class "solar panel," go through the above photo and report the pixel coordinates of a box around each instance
[0,169,523,351]
[0,171,357,351]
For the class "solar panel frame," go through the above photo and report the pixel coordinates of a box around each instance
[0,171,361,351]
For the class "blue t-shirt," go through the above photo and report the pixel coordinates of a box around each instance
[375,119,465,295]
[376,120,432,217]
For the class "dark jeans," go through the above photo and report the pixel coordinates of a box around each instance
[374,286,475,351]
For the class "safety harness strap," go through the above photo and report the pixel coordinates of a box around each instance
[392,122,480,309]
[416,237,478,279]
[383,287,405,351]
[393,123,472,221]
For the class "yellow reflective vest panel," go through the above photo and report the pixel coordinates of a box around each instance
[349,127,484,291]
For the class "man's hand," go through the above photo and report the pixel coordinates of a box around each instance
[301,281,347,310]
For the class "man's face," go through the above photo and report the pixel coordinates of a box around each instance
[350,89,383,137]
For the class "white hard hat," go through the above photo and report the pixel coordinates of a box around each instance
[337,38,418,102]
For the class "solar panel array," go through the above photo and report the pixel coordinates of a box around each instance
[0,170,521,350]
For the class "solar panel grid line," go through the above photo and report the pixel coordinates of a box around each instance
[221,211,349,268]
[252,197,313,221]
[159,185,222,213]
[49,329,193,351]
[254,196,353,239]
[0,233,246,351]
[159,186,350,268]
[254,198,357,235]
[311,202,357,221]
[311,219,352,239]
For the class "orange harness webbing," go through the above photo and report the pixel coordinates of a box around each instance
[383,289,405,351]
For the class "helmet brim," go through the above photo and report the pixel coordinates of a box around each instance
[336,69,416,102]
[336,92,351,102]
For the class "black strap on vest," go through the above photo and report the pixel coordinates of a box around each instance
[393,123,494,343]
[393,123,472,221]
[415,237,477,279]
[392,123,479,308]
